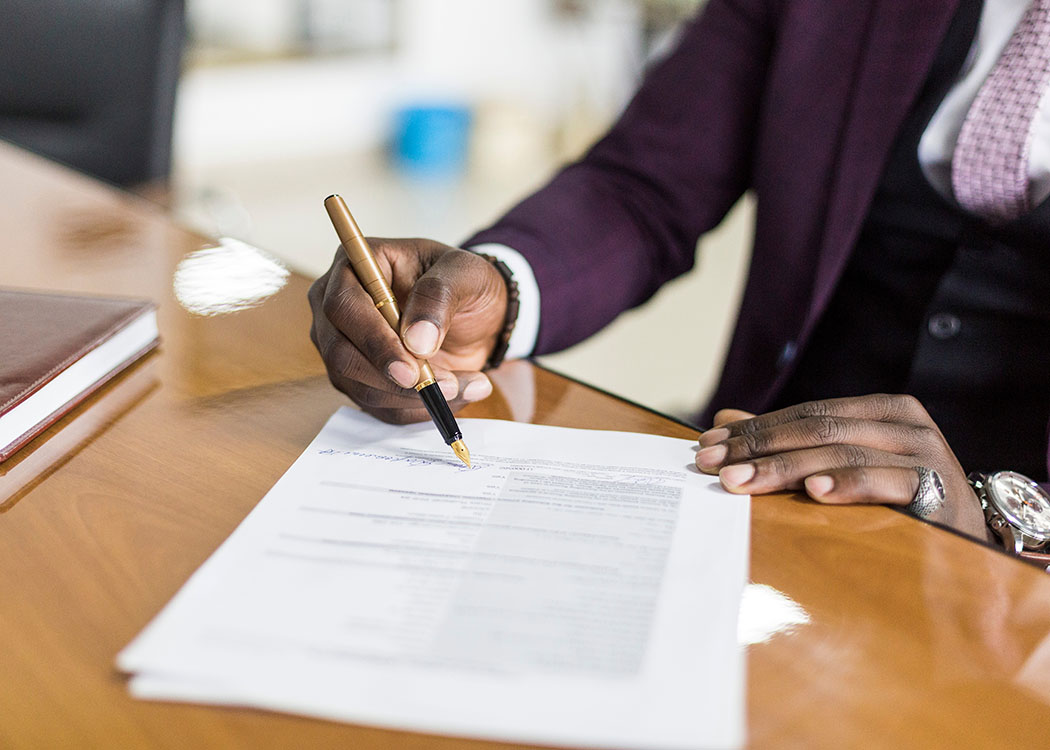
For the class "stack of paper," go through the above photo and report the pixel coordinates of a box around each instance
[120,408,750,749]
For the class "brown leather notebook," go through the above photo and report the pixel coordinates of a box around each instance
[0,289,159,462]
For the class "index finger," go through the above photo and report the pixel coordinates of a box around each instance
[715,394,930,437]
[321,250,420,389]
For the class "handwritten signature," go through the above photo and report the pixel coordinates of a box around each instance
[315,449,473,470]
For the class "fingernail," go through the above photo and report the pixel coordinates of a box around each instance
[404,321,439,356]
[719,463,756,490]
[462,376,492,402]
[387,361,417,389]
[699,427,729,447]
[805,475,834,499]
[696,444,727,470]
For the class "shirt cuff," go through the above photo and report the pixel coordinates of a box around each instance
[467,242,540,360]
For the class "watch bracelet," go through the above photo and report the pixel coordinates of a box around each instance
[469,251,520,371]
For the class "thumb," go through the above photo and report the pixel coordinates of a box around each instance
[400,249,504,359]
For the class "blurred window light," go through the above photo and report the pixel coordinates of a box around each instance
[186,0,395,61]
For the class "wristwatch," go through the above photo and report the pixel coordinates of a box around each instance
[969,471,1050,567]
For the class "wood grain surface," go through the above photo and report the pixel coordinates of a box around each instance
[3,140,1050,749]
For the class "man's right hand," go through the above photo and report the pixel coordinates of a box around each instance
[308,237,508,424]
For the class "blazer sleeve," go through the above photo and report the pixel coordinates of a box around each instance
[463,0,777,354]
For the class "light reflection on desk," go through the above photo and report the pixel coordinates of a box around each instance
[0,360,159,512]
[173,237,289,316]
[739,583,810,646]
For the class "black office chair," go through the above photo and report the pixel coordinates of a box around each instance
[0,0,186,188]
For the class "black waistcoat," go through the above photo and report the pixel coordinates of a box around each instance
[773,0,1050,480]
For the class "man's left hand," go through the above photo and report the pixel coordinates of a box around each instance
[695,394,993,543]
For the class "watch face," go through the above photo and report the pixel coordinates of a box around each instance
[986,471,1050,541]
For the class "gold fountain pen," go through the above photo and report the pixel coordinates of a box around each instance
[324,194,471,467]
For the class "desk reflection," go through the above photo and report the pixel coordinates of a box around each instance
[0,359,158,512]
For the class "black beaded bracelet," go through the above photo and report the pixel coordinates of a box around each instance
[470,252,520,371]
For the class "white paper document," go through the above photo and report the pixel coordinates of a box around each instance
[119,408,750,749]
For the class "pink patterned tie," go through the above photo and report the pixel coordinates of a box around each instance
[952,0,1050,222]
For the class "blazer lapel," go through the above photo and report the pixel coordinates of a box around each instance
[807,0,962,331]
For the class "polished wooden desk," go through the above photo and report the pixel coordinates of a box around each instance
[4,140,1050,749]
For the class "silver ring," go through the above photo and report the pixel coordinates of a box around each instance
[907,466,945,518]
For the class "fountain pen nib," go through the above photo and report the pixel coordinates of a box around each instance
[451,439,471,468]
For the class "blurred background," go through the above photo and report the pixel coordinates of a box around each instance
[6,0,754,423]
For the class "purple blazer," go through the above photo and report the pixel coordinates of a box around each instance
[465,0,1050,480]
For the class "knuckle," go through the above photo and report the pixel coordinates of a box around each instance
[325,371,346,396]
[321,284,355,325]
[808,415,844,444]
[736,430,766,457]
[896,393,924,413]
[882,393,925,421]
[319,334,380,388]
[867,393,894,408]
[794,399,831,419]
[440,246,473,270]
[764,450,795,478]
[317,327,337,362]
[905,424,940,454]
[322,338,355,379]
[839,444,870,468]
[412,274,455,309]
[359,329,399,367]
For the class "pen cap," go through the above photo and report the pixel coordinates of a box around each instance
[324,195,400,327]
[344,233,401,325]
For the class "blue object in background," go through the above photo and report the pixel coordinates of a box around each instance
[392,104,472,178]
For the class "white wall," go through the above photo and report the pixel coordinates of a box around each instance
[176,0,643,171]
